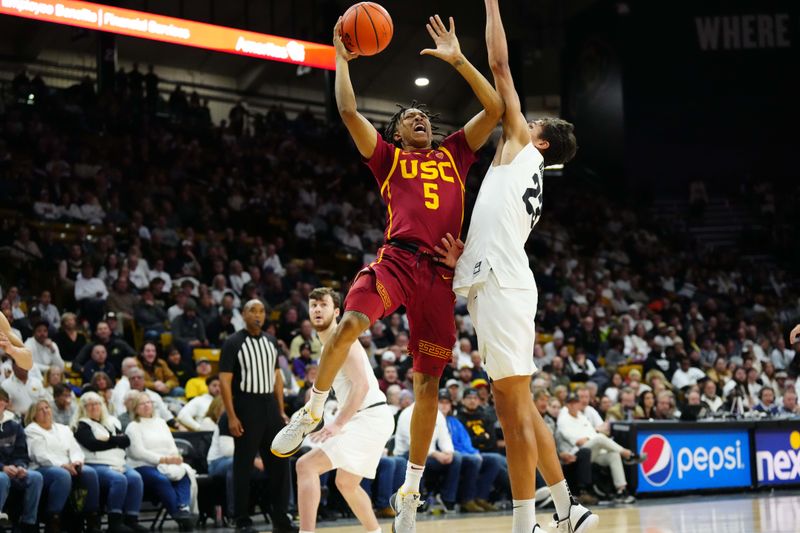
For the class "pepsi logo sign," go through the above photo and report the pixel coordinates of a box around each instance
[640,434,674,486]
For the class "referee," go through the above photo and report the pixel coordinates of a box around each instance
[219,300,297,533]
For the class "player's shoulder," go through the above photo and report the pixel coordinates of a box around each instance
[440,129,467,148]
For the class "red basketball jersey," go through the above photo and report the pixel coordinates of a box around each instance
[365,130,477,250]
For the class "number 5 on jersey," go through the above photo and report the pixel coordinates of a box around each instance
[424,182,439,210]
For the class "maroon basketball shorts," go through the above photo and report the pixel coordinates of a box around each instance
[344,244,456,377]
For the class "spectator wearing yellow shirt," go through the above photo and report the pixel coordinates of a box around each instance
[185,359,213,400]
[288,320,322,360]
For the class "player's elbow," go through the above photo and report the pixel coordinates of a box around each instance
[489,59,511,78]
[487,98,505,120]
[338,106,358,121]
[489,60,513,85]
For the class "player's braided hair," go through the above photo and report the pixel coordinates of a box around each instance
[384,101,443,149]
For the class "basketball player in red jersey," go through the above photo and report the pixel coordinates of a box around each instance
[273,13,503,532]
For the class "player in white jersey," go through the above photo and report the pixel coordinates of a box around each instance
[436,2,594,533]
[293,287,394,533]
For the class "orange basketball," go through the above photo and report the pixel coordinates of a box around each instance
[341,2,393,56]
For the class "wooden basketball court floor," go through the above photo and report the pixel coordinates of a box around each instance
[309,491,800,533]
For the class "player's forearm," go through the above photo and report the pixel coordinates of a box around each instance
[452,53,504,117]
[335,57,358,117]
[0,313,24,348]
[485,0,510,73]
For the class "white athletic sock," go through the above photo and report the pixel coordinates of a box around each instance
[550,479,572,521]
[512,498,536,533]
[366,529,382,533]
[309,386,329,418]
[400,462,425,494]
[300,530,314,533]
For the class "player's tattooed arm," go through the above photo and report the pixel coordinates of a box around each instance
[433,232,465,269]
[333,17,378,159]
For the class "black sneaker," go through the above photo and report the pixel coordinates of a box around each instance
[614,489,636,504]
[623,452,648,466]
[234,518,257,533]
[272,524,300,533]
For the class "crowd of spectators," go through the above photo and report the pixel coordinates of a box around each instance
[1,65,800,528]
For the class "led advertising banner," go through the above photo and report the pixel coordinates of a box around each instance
[755,429,800,487]
[637,429,752,493]
[0,0,336,70]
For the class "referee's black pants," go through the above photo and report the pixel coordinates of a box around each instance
[233,393,291,528]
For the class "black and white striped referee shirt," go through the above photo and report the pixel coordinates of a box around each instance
[219,330,279,395]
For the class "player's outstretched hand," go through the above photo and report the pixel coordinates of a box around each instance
[420,15,462,65]
[310,422,342,443]
[433,232,465,269]
[333,17,359,62]
[790,324,800,344]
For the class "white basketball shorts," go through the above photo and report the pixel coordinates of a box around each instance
[467,269,538,380]
[319,403,394,479]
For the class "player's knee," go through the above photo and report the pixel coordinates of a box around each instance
[335,312,371,343]
[295,455,316,477]
[334,474,358,494]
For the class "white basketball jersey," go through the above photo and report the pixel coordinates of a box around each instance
[331,341,386,410]
[453,143,544,296]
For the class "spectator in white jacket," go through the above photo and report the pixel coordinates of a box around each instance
[75,264,109,302]
[176,377,221,431]
[125,368,174,423]
[73,392,147,533]
[670,357,707,391]
[111,358,140,416]
[556,394,640,503]
[24,399,101,532]
[36,291,61,332]
[771,338,795,371]
[124,392,195,530]
[125,253,150,292]
[23,320,65,374]
[1,362,44,416]
[74,263,108,327]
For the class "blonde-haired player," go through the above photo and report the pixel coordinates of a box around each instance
[294,287,394,533]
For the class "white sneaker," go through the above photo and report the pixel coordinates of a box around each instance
[390,491,422,533]
[270,405,322,457]
[536,486,553,507]
[551,498,599,533]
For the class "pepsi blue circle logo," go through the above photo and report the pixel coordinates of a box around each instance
[641,434,673,486]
